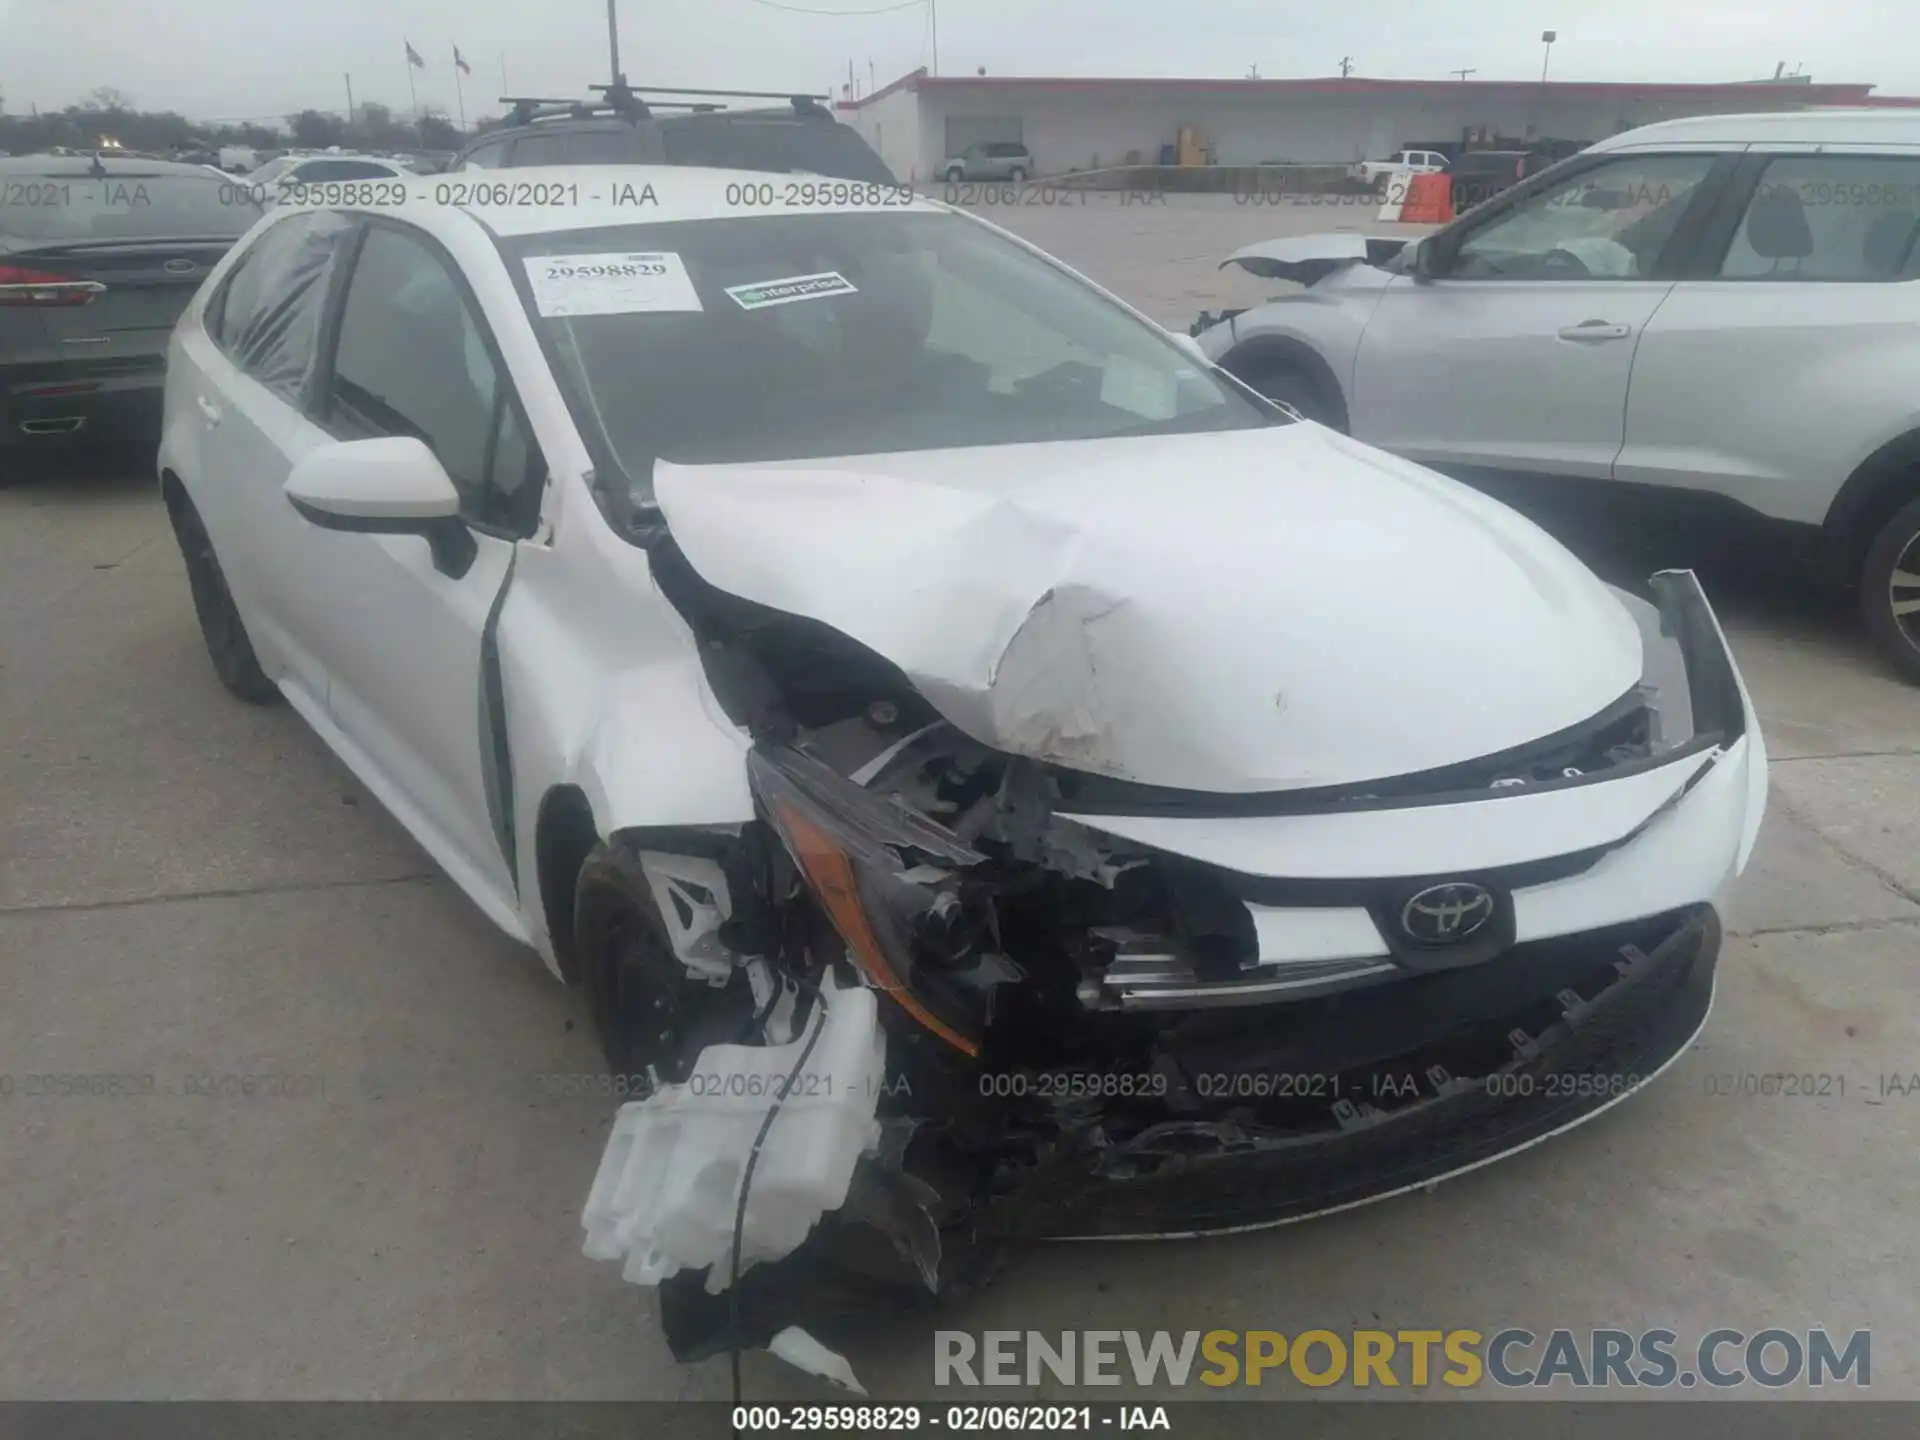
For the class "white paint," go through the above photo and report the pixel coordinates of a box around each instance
[654,423,1643,794]
[282,436,460,521]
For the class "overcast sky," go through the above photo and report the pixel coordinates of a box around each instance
[3,0,1917,123]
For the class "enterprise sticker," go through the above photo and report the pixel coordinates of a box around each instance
[725,270,858,310]
[523,252,703,316]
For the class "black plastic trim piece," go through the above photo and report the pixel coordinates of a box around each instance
[285,495,479,579]
[478,549,520,888]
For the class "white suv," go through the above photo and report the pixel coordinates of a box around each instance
[1201,109,1920,682]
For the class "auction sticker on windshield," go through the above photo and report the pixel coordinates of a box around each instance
[523,252,702,316]
[725,271,859,310]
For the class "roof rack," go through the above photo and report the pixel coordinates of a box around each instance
[497,83,832,128]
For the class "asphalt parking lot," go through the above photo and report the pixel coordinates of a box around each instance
[2,195,1917,1402]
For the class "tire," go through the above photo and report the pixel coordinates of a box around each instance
[1008,165,1028,184]
[943,166,963,184]
[572,844,756,1091]
[166,491,278,704]
[1859,494,1920,685]
[1236,359,1347,432]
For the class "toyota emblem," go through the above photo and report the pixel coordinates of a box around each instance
[1400,882,1496,945]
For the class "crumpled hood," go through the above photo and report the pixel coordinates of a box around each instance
[652,425,1643,793]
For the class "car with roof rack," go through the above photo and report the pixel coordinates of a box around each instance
[158,160,1763,1362]
[450,80,896,184]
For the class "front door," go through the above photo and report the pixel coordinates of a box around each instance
[1350,151,1722,479]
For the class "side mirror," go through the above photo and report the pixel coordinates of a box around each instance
[1409,237,1441,282]
[284,436,477,577]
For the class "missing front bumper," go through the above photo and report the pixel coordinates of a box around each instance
[985,904,1719,1240]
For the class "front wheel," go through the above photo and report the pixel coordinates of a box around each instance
[1008,165,1028,184]
[1859,495,1920,685]
[942,166,964,184]
[573,844,755,1090]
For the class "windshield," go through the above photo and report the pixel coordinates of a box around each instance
[0,171,261,241]
[509,211,1273,472]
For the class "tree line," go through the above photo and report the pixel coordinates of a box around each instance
[0,86,492,156]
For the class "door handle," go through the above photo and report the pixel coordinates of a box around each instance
[1557,321,1632,342]
[196,395,223,426]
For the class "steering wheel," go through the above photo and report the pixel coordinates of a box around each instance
[1541,247,1594,277]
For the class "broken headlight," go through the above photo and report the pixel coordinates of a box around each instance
[749,747,995,1059]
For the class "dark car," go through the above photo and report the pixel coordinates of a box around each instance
[1,155,262,450]
[1450,149,1556,211]
[452,85,897,184]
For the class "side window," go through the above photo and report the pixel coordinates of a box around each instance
[206,211,355,402]
[509,132,569,166]
[1447,154,1715,281]
[463,139,510,170]
[325,226,543,534]
[566,129,636,164]
[1717,156,1920,282]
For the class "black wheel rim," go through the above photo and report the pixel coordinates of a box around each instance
[1891,527,1920,651]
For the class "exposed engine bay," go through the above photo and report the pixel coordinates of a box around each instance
[578,524,1755,1378]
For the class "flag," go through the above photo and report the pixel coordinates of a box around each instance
[454,46,471,75]
[405,41,425,68]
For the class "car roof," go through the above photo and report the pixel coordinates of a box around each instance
[0,154,222,177]
[1588,107,1920,152]
[283,164,941,237]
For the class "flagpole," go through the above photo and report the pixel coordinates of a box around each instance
[406,58,419,122]
[454,49,467,131]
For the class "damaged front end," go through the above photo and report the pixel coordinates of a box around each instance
[579,547,1764,1368]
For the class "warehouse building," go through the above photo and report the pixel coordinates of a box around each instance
[839,71,1919,182]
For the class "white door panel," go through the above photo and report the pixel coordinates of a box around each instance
[182,335,335,705]
[1350,277,1675,476]
[1618,281,1920,524]
[293,525,518,896]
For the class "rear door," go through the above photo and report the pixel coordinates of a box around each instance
[1349,150,1727,479]
[1619,147,1920,524]
[178,209,358,708]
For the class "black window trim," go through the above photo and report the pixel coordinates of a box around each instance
[309,212,548,542]
[1680,149,1920,284]
[1423,149,1743,283]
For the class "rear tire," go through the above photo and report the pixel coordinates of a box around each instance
[166,491,278,704]
[1859,495,1920,686]
[1008,165,1028,184]
[573,844,755,1091]
[1236,359,1347,432]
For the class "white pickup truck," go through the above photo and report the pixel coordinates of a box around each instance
[1350,148,1448,187]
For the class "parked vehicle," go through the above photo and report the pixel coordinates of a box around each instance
[242,153,412,200]
[1350,148,1448,188]
[1196,108,1920,683]
[1,155,261,451]
[1450,148,1554,210]
[941,139,1033,183]
[159,167,1765,1359]
[452,83,897,185]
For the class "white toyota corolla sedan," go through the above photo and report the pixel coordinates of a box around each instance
[159,168,1767,1357]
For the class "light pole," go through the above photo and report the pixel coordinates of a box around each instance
[607,0,622,85]
[1540,30,1557,83]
